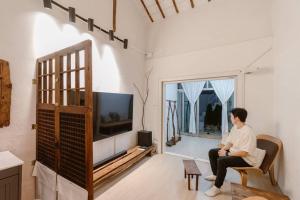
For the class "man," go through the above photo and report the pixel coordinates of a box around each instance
[205,108,257,197]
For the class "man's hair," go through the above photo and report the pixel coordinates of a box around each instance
[231,108,248,122]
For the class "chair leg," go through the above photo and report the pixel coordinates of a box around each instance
[188,175,191,190]
[269,165,277,185]
[239,170,248,187]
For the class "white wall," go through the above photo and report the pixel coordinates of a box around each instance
[273,0,300,199]
[0,0,148,199]
[145,0,275,153]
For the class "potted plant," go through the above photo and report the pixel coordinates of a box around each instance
[133,68,153,147]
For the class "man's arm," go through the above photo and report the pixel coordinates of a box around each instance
[218,143,233,156]
[229,151,248,157]
[222,143,233,151]
[219,143,249,158]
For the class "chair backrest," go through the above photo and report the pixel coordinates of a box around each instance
[257,134,282,174]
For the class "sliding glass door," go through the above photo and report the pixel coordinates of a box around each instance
[176,78,235,137]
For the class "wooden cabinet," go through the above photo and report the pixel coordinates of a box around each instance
[0,166,22,200]
[0,151,23,200]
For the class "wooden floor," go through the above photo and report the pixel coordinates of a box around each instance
[166,135,220,160]
[94,154,281,200]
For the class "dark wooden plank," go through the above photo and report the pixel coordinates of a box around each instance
[59,56,64,106]
[66,54,71,105]
[37,103,56,110]
[48,59,53,104]
[113,0,117,32]
[0,166,19,179]
[155,0,165,18]
[37,40,91,62]
[84,42,94,200]
[37,62,42,104]
[93,146,155,188]
[42,61,47,104]
[75,51,80,106]
[60,67,86,74]
[172,0,179,13]
[183,160,201,175]
[18,166,22,200]
[190,0,195,8]
[140,0,154,22]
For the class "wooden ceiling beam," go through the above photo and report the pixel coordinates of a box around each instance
[190,0,195,8]
[113,0,117,32]
[172,0,179,13]
[155,0,165,19]
[140,0,154,22]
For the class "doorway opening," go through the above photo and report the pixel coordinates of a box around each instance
[164,78,236,161]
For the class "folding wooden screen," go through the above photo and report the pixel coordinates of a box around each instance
[36,40,93,199]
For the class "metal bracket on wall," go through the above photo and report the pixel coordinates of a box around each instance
[32,124,38,130]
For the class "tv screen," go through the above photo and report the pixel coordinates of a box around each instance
[93,92,133,141]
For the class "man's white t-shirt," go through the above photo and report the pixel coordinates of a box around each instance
[226,124,257,166]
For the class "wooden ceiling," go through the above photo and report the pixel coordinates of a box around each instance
[139,0,211,22]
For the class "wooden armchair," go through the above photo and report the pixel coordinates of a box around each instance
[232,134,282,187]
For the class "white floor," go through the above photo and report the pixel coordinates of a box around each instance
[165,135,220,160]
[94,153,281,200]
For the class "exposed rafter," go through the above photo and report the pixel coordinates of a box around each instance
[155,0,165,18]
[113,0,117,32]
[190,0,195,8]
[172,0,179,13]
[140,0,154,22]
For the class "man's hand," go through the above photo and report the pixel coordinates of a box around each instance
[218,149,227,157]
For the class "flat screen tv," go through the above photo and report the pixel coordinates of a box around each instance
[93,92,133,141]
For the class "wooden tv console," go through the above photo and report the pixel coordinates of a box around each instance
[93,145,156,189]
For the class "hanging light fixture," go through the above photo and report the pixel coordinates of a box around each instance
[109,30,114,41]
[68,7,76,23]
[123,39,128,49]
[43,0,52,9]
[41,0,129,49]
[87,18,94,32]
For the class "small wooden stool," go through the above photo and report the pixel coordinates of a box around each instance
[183,160,201,191]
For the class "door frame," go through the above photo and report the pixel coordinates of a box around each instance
[159,70,245,155]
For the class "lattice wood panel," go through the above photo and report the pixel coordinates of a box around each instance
[59,112,86,188]
[37,58,56,104]
[36,40,93,200]
[37,109,56,170]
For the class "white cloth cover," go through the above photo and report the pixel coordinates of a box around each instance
[182,81,206,133]
[254,148,266,168]
[32,161,57,200]
[57,175,88,200]
[210,79,235,135]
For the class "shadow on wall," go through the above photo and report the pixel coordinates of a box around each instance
[33,12,121,92]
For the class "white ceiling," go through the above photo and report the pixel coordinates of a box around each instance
[137,0,211,22]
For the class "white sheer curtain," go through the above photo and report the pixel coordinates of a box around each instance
[182,81,206,134]
[210,79,235,135]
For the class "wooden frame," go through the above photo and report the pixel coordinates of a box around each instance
[140,0,154,22]
[113,0,117,32]
[159,70,244,154]
[155,0,165,18]
[0,59,12,128]
[232,134,283,187]
[190,0,195,8]
[93,146,156,189]
[36,40,93,200]
[172,0,179,13]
